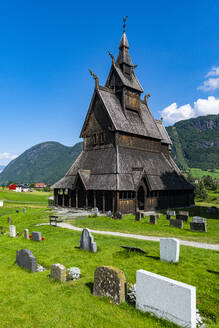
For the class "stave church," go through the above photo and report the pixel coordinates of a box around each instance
[53,24,194,213]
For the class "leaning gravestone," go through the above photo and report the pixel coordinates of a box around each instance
[91,207,99,216]
[51,263,66,281]
[160,238,180,263]
[9,225,16,237]
[16,249,37,272]
[79,228,97,252]
[136,269,196,328]
[190,222,207,232]
[93,266,126,304]
[169,219,183,229]
[24,229,29,239]
[32,231,42,241]
[149,215,157,224]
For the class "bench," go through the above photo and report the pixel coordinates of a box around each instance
[49,216,63,226]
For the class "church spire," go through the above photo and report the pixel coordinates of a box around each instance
[116,17,133,72]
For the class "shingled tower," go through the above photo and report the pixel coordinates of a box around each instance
[53,27,194,213]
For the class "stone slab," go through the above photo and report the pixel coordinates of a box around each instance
[24,229,29,239]
[149,215,157,224]
[169,219,183,229]
[193,216,206,223]
[93,266,126,304]
[190,222,207,232]
[79,228,97,252]
[120,245,146,254]
[9,225,16,237]
[160,238,180,263]
[32,231,42,241]
[167,210,175,216]
[51,263,66,281]
[136,269,196,328]
[16,249,37,272]
[176,214,189,222]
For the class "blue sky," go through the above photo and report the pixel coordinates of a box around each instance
[0,0,219,165]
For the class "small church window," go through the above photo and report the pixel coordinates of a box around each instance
[100,133,105,144]
[93,133,97,145]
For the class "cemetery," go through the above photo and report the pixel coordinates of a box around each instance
[0,188,218,328]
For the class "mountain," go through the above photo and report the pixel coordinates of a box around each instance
[0,166,5,173]
[166,114,219,170]
[0,141,83,185]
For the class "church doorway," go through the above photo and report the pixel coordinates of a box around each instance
[137,186,145,210]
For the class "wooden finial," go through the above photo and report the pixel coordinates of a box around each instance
[108,50,115,64]
[123,16,128,33]
[131,64,138,74]
[88,69,99,90]
[144,94,151,106]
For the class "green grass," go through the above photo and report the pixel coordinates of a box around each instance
[0,188,52,207]
[190,168,219,179]
[0,207,218,328]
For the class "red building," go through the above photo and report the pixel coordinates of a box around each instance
[34,183,46,189]
[9,184,18,190]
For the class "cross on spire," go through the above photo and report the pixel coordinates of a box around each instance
[123,16,128,33]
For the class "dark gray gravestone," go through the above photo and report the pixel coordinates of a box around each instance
[32,231,42,241]
[190,222,207,232]
[149,215,157,224]
[169,219,183,229]
[79,228,97,252]
[135,211,141,221]
[16,249,37,272]
[113,211,123,220]
[176,214,189,222]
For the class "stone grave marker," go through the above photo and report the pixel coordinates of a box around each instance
[79,228,97,252]
[9,225,16,237]
[113,211,123,220]
[193,216,206,223]
[120,245,146,254]
[51,263,66,281]
[0,200,3,207]
[166,210,175,220]
[23,208,26,213]
[135,211,141,221]
[149,215,157,224]
[7,217,12,223]
[190,222,207,232]
[169,219,183,229]
[93,266,126,304]
[91,207,99,216]
[136,269,196,328]
[24,229,29,239]
[176,210,189,222]
[160,238,180,263]
[32,231,42,241]
[16,210,19,213]
[16,249,37,272]
[106,211,112,217]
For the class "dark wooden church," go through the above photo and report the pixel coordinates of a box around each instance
[53,27,194,213]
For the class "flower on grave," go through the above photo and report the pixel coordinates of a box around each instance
[41,237,45,241]
[67,267,80,280]
[29,235,32,239]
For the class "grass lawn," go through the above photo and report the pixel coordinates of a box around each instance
[0,188,52,207]
[190,168,219,179]
[0,207,218,328]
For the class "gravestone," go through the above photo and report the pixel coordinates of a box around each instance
[0,200,3,207]
[113,211,122,220]
[9,225,16,237]
[160,238,180,263]
[24,229,29,239]
[106,211,112,217]
[91,207,99,216]
[120,245,146,254]
[32,231,42,241]
[149,215,157,224]
[190,222,207,232]
[7,217,12,223]
[51,263,66,281]
[16,249,37,272]
[136,270,196,328]
[169,219,183,229]
[16,210,19,213]
[135,211,141,221]
[193,216,206,223]
[176,211,189,222]
[23,208,26,213]
[79,228,97,252]
[166,210,175,220]
[93,266,126,304]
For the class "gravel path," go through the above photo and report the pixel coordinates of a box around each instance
[37,222,219,251]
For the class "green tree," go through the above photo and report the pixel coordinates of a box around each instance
[195,181,208,200]
[186,170,195,184]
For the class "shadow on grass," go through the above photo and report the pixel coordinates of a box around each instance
[207,269,219,275]
[85,282,93,293]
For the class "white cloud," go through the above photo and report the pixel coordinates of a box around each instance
[198,77,219,91]
[0,152,18,166]
[161,96,219,124]
[206,66,219,77]
[198,66,219,91]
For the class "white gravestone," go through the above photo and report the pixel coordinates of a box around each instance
[167,210,175,216]
[136,270,196,328]
[160,238,180,263]
[79,228,97,252]
[193,216,206,223]
[9,225,16,237]
[24,229,29,239]
[0,200,3,207]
